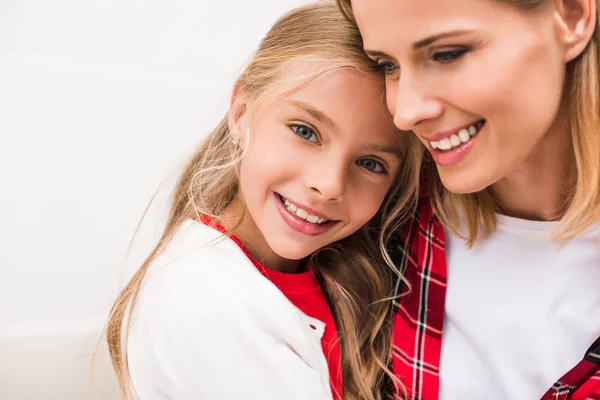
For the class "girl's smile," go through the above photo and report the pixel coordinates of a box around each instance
[273,192,339,237]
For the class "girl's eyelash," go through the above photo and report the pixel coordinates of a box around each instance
[290,124,319,143]
[358,158,389,175]
[290,123,389,174]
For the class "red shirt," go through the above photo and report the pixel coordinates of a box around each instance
[388,197,600,399]
[200,216,342,400]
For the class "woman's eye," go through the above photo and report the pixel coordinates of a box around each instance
[372,61,399,75]
[358,158,386,174]
[431,48,468,64]
[291,124,318,143]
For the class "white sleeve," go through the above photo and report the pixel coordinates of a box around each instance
[127,260,333,400]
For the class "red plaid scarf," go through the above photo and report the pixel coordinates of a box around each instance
[388,197,600,399]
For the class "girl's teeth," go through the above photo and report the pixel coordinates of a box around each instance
[281,196,328,224]
[450,134,461,147]
[438,138,452,150]
[296,208,309,219]
[468,125,477,136]
[306,215,319,223]
[458,129,470,143]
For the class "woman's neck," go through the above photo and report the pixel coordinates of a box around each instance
[219,197,301,273]
[490,116,575,221]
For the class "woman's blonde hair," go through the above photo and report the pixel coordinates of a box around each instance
[106,3,423,399]
[337,0,600,245]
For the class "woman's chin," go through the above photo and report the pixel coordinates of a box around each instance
[437,168,493,195]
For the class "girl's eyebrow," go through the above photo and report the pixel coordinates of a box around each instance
[288,100,338,132]
[366,143,404,158]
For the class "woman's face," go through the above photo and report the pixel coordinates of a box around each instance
[351,0,568,193]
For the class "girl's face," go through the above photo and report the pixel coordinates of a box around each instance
[234,68,405,267]
[351,0,569,193]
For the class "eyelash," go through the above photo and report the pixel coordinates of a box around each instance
[430,47,469,64]
[358,158,388,174]
[371,62,398,75]
[290,124,319,143]
[371,46,470,74]
[289,124,388,175]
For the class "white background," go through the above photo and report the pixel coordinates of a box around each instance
[0,0,310,398]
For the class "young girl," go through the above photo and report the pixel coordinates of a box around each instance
[337,0,600,399]
[105,3,422,400]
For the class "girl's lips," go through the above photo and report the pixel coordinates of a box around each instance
[277,193,334,222]
[273,193,337,236]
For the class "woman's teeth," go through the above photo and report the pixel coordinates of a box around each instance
[431,121,483,152]
[281,196,328,224]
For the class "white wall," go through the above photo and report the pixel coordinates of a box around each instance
[0,0,310,398]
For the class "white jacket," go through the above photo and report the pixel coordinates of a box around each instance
[127,220,333,400]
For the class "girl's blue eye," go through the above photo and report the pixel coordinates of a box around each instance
[358,158,386,174]
[432,48,468,64]
[291,124,318,142]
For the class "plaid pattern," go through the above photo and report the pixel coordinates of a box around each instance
[388,197,600,400]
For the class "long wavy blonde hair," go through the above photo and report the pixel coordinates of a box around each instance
[337,0,600,245]
[105,3,423,399]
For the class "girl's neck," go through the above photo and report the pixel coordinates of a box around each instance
[219,197,302,274]
[490,114,575,221]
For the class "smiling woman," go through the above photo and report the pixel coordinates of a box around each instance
[105,3,423,400]
[337,0,600,399]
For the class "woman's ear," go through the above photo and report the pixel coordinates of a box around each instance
[553,0,597,62]
[228,82,248,143]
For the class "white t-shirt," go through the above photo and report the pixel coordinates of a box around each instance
[126,220,333,400]
[440,215,600,399]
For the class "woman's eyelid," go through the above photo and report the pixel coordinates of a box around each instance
[428,43,471,56]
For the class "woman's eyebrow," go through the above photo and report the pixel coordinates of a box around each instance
[413,29,475,49]
[364,49,392,59]
[366,29,475,56]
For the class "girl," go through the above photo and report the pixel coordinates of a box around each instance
[105,3,422,400]
[336,0,600,399]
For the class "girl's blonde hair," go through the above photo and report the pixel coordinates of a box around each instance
[337,0,600,245]
[106,3,423,399]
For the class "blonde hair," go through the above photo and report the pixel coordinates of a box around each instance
[337,0,600,245]
[105,3,423,400]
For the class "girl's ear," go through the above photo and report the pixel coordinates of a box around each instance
[228,82,248,143]
[553,0,597,62]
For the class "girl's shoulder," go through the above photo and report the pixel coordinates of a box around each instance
[126,220,332,399]
[137,219,270,308]
[131,219,312,333]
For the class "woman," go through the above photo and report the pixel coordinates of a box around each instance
[336,0,600,399]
